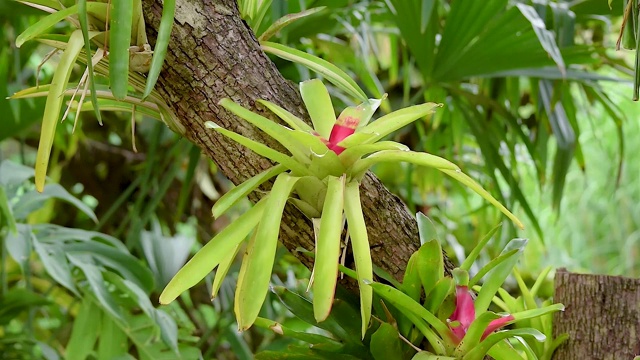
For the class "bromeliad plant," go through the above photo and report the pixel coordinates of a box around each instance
[368,215,564,359]
[160,78,525,335]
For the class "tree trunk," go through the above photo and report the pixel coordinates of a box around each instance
[553,268,640,360]
[141,0,454,286]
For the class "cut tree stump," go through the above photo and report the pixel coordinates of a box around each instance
[553,268,640,360]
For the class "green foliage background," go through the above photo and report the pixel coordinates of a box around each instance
[0,0,638,358]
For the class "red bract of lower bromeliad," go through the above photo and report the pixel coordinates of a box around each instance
[448,285,515,343]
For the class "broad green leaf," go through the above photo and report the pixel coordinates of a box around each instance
[97,312,129,360]
[77,0,102,125]
[424,277,454,314]
[486,340,526,360]
[12,183,98,222]
[313,175,345,322]
[235,174,299,330]
[109,0,133,100]
[159,197,268,304]
[350,150,459,179]
[300,79,337,139]
[64,242,154,294]
[143,0,175,99]
[343,181,372,337]
[0,160,35,186]
[415,239,444,297]
[353,103,441,144]
[34,30,85,192]
[261,42,368,101]
[5,224,32,271]
[401,251,422,303]
[474,239,527,314]
[212,164,287,219]
[33,240,79,296]
[258,7,326,42]
[0,289,50,326]
[460,223,502,272]
[205,121,311,176]
[441,169,524,229]
[370,323,403,360]
[65,298,101,360]
[68,254,122,320]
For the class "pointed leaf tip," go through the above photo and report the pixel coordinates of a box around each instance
[204,121,220,129]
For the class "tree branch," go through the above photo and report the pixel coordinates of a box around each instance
[142,0,453,285]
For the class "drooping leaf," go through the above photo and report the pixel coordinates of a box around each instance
[312,175,345,322]
[159,197,268,304]
[235,174,299,330]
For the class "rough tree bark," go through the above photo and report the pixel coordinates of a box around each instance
[141,0,453,285]
[553,268,640,360]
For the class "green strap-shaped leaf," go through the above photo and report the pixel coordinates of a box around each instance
[469,249,519,288]
[235,174,299,330]
[159,197,268,304]
[219,98,312,163]
[343,181,372,337]
[350,149,459,180]
[441,169,524,230]
[299,79,337,139]
[211,242,241,299]
[212,164,287,219]
[204,121,311,176]
[454,312,502,357]
[253,317,344,351]
[109,0,133,100]
[368,282,454,343]
[258,7,326,42]
[346,103,441,146]
[35,30,85,192]
[460,223,502,272]
[464,328,545,360]
[473,239,527,314]
[261,42,368,101]
[78,0,103,125]
[143,0,175,99]
[339,141,408,168]
[313,175,345,322]
[257,99,314,132]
